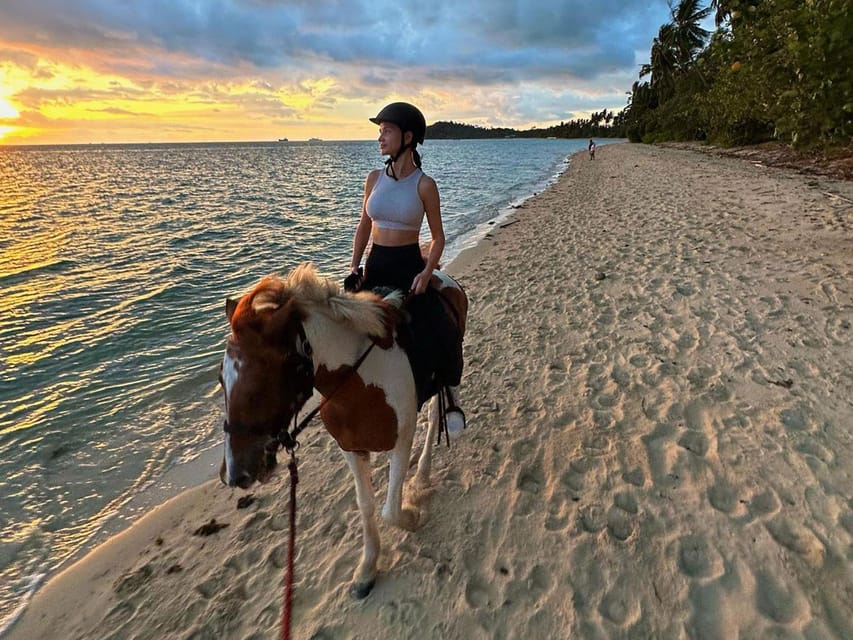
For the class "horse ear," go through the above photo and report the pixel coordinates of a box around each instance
[226,297,241,322]
[265,298,303,345]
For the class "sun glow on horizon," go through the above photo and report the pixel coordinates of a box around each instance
[0,45,376,144]
[0,98,18,119]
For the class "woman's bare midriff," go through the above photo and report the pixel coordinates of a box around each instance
[371,228,421,247]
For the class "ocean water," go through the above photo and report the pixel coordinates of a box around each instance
[0,137,613,631]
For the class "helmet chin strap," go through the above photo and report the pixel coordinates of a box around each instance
[385,135,412,180]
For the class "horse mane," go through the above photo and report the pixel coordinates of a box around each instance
[243,263,401,339]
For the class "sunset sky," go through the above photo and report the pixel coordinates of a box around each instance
[0,1,672,144]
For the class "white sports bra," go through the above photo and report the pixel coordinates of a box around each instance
[365,168,424,232]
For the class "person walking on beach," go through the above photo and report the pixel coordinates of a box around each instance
[588,138,596,160]
[345,102,462,408]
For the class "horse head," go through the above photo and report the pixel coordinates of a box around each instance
[219,276,314,488]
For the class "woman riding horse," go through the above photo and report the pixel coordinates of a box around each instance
[345,102,462,407]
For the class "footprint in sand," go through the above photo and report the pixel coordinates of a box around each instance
[677,430,710,457]
[502,564,553,613]
[677,534,724,579]
[795,438,834,465]
[766,516,825,567]
[114,563,153,597]
[755,571,808,624]
[378,598,424,626]
[579,504,608,534]
[560,469,585,492]
[598,586,642,627]
[780,406,815,432]
[606,505,635,541]
[708,478,740,514]
[824,315,851,345]
[306,627,343,640]
[622,468,645,487]
[838,511,853,537]
[748,489,781,519]
[514,465,544,517]
[545,500,572,531]
[464,573,498,609]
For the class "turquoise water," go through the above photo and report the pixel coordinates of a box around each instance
[0,137,615,630]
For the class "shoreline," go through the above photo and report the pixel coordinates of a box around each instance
[8,143,852,639]
[0,143,583,637]
[0,141,585,636]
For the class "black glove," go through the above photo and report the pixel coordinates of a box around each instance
[344,267,363,292]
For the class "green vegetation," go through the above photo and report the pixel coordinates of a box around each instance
[428,0,850,151]
[624,0,852,149]
[426,110,625,140]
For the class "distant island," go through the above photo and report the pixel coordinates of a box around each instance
[426,111,626,140]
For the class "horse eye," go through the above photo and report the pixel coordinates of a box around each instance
[297,337,312,358]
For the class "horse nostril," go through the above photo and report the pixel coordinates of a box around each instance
[235,472,254,489]
[220,469,253,488]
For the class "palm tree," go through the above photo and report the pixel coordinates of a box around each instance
[709,0,734,27]
[669,0,711,67]
[640,23,679,97]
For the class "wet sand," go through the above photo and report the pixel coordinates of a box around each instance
[8,142,853,640]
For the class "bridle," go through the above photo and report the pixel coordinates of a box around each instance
[220,312,382,640]
[275,339,376,453]
[222,334,377,456]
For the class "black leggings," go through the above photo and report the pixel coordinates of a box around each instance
[358,243,461,407]
[361,243,424,293]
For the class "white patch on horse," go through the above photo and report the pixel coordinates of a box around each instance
[223,434,237,484]
[221,351,241,484]
[221,351,240,399]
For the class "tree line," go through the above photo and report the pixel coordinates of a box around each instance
[624,0,851,148]
[426,109,625,140]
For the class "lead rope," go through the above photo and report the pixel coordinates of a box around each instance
[281,449,298,640]
[278,341,376,640]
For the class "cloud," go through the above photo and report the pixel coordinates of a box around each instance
[0,0,673,140]
[0,0,668,83]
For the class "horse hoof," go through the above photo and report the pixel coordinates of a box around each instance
[350,578,376,600]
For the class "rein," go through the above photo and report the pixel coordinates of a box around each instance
[277,340,376,453]
[277,339,376,640]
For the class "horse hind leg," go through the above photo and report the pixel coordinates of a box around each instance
[415,385,462,488]
[414,393,441,488]
[342,450,380,599]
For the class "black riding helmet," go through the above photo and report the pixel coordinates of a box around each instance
[370,103,427,180]
[369,102,427,145]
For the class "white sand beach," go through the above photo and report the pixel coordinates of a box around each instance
[8,142,853,640]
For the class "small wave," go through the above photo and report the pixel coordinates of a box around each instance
[0,259,78,287]
[0,572,46,637]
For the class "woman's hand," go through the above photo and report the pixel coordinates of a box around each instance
[344,267,363,292]
[411,269,433,295]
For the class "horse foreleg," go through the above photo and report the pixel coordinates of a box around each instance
[382,422,419,531]
[342,450,379,599]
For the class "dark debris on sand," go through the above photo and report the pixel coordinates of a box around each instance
[193,518,229,536]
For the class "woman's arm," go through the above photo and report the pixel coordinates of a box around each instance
[350,170,379,273]
[411,174,445,295]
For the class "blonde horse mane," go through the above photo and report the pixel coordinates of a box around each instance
[250,263,400,338]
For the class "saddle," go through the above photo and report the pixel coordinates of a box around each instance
[365,276,465,410]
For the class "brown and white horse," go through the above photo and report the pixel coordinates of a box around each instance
[219,262,466,598]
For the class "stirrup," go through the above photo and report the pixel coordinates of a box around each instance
[445,403,466,437]
[436,387,466,446]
